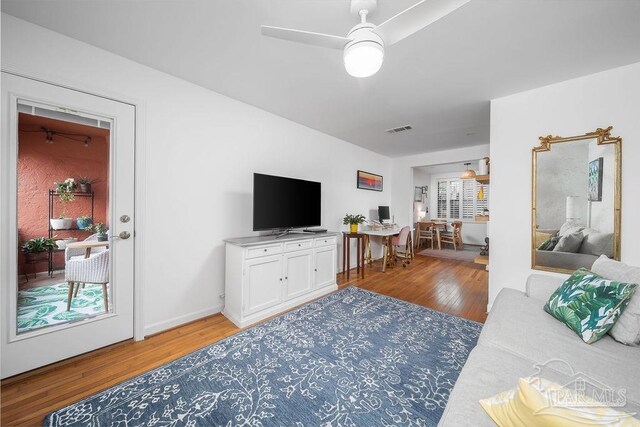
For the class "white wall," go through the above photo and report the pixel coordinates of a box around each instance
[2,14,392,335]
[490,62,640,307]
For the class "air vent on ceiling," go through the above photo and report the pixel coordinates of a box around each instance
[386,125,413,134]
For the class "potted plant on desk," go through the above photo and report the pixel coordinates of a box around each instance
[343,214,366,233]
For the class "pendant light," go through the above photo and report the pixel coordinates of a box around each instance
[460,162,476,179]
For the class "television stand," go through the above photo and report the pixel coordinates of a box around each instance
[274,228,294,239]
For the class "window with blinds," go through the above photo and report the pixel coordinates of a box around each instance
[435,178,489,220]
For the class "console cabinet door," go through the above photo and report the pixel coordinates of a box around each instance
[283,250,314,300]
[315,246,336,289]
[244,255,283,315]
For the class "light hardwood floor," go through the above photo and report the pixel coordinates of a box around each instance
[1,254,487,426]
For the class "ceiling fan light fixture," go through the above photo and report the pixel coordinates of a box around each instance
[343,23,384,78]
[344,41,384,78]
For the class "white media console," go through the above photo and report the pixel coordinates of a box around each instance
[223,232,339,328]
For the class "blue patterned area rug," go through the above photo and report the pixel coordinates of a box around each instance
[45,287,482,426]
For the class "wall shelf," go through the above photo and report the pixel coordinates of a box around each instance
[475,174,490,184]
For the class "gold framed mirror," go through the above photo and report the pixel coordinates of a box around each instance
[532,126,621,274]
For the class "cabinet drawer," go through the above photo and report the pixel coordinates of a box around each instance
[284,239,313,252]
[314,236,337,247]
[246,244,282,259]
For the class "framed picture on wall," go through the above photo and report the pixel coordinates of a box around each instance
[357,170,383,191]
[414,186,423,202]
[588,157,603,201]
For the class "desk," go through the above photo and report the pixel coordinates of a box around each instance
[342,233,365,279]
[360,228,405,272]
[65,241,109,259]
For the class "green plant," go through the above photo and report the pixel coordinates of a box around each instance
[77,215,91,221]
[54,178,76,216]
[22,237,57,253]
[84,222,107,236]
[77,177,98,185]
[343,214,366,225]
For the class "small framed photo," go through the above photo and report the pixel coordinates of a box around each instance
[414,186,423,202]
[588,157,603,202]
[357,170,383,192]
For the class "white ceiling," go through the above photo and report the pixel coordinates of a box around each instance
[3,0,640,157]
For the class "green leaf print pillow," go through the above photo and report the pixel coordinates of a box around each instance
[544,268,637,344]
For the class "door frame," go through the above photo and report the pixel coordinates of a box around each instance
[1,67,147,343]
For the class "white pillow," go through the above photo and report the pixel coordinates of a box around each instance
[591,255,640,346]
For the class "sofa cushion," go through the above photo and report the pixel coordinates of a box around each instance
[543,268,637,343]
[538,236,560,251]
[559,221,584,237]
[438,345,574,427]
[580,232,614,257]
[553,231,584,253]
[592,255,640,346]
[478,289,640,407]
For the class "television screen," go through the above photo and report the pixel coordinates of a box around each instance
[253,173,321,231]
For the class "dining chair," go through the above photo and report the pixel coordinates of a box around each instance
[439,221,464,251]
[65,249,110,312]
[415,221,435,249]
[391,226,413,267]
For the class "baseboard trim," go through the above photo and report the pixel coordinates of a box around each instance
[144,304,224,337]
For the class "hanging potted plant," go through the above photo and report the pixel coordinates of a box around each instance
[77,177,98,193]
[51,178,76,230]
[84,222,108,241]
[343,214,366,233]
[22,236,57,263]
[76,215,93,230]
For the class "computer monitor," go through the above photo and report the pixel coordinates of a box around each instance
[378,206,390,223]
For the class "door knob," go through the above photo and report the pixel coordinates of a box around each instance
[119,231,131,240]
[120,215,131,223]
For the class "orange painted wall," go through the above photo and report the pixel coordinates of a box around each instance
[17,114,110,274]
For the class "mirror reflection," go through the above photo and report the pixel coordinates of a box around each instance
[533,128,620,273]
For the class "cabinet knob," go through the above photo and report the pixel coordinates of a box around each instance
[279,278,283,281]
[285,276,288,280]
[298,244,301,247]
[263,249,267,252]
[314,268,318,272]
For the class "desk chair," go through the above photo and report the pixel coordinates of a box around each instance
[391,226,413,267]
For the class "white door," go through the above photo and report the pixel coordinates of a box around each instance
[1,73,136,378]
[244,255,283,315]
[315,246,337,289]
[283,250,314,300]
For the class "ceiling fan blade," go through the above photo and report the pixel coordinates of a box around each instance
[374,0,471,46]
[261,26,352,50]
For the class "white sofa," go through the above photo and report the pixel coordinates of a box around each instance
[439,266,640,425]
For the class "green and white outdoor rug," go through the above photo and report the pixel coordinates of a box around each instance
[17,283,108,334]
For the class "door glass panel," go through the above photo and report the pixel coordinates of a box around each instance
[17,110,111,334]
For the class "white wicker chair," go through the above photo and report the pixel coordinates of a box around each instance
[64,249,109,312]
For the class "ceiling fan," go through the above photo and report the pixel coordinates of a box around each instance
[261,0,470,78]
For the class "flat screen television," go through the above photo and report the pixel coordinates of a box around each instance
[253,173,321,231]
